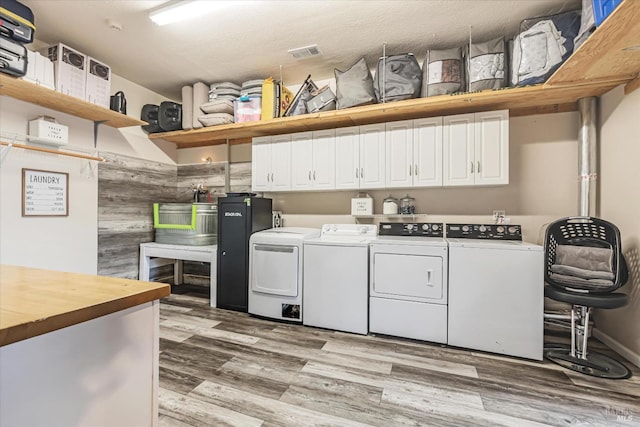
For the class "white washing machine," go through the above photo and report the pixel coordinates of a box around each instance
[303,224,378,334]
[446,224,544,360]
[369,223,449,343]
[248,227,320,322]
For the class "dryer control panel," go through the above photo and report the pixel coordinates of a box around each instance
[446,224,522,240]
[379,222,444,237]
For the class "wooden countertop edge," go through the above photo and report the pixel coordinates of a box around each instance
[0,285,170,347]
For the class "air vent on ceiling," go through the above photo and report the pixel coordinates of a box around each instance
[288,44,322,59]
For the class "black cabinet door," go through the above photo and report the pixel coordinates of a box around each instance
[217,201,249,312]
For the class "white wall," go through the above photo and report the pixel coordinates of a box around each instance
[0,74,174,274]
[595,85,640,365]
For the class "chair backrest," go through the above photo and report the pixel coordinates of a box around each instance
[544,216,629,293]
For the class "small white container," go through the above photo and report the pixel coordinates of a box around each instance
[382,195,398,215]
[351,193,373,216]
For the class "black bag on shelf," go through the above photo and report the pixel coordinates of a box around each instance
[0,34,27,77]
[140,104,162,133]
[0,0,35,43]
[159,101,182,131]
[335,57,376,109]
[373,53,422,103]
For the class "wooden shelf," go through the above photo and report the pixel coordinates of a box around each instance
[146,0,638,148]
[0,74,146,128]
[546,0,640,87]
[150,81,622,147]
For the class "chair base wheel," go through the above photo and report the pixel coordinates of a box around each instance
[545,344,631,379]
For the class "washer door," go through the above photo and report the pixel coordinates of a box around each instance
[251,244,299,296]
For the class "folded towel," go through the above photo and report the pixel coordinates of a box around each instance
[555,244,612,272]
[550,264,614,280]
[550,272,614,291]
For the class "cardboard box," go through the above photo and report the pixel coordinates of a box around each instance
[44,43,86,100]
[86,56,111,108]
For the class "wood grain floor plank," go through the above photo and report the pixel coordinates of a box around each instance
[382,388,552,427]
[191,380,373,427]
[322,339,479,378]
[161,318,260,345]
[215,321,329,350]
[160,312,221,329]
[252,338,393,374]
[159,303,193,313]
[159,387,263,427]
[160,326,193,343]
[159,366,204,395]
[158,413,195,427]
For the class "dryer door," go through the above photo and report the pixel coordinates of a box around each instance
[250,244,299,296]
[372,249,446,303]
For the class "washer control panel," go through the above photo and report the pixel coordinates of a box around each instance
[446,224,522,240]
[379,222,444,237]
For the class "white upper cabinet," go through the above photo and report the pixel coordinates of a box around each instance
[474,110,509,185]
[335,127,360,189]
[385,120,413,188]
[251,135,292,191]
[443,111,507,186]
[385,118,443,189]
[291,130,335,190]
[413,117,443,187]
[359,123,386,189]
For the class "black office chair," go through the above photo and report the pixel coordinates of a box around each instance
[544,216,631,379]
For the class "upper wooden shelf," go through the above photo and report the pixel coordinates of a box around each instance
[149,0,639,148]
[0,74,146,128]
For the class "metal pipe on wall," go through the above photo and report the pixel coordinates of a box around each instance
[578,97,598,217]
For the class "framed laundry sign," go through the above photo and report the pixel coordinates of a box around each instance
[22,168,69,216]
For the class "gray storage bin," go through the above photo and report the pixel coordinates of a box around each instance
[154,203,217,246]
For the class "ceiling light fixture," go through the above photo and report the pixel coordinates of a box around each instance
[149,0,220,26]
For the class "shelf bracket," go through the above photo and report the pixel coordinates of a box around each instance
[225,138,231,194]
[93,120,107,149]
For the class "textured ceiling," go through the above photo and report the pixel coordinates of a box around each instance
[24,0,580,100]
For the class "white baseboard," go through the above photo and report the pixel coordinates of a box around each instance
[593,328,640,368]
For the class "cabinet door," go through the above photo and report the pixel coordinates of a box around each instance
[251,136,271,191]
[385,121,413,188]
[359,123,386,189]
[413,117,443,187]
[474,110,509,185]
[290,132,313,190]
[270,135,292,191]
[335,127,360,189]
[311,129,336,189]
[443,113,475,186]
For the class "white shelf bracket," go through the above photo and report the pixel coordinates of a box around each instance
[0,136,16,167]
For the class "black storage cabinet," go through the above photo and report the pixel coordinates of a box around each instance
[216,195,272,312]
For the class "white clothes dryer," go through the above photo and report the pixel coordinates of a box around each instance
[248,227,320,322]
[303,224,378,334]
[369,223,449,343]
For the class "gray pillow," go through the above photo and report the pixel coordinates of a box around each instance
[335,57,376,110]
[467,37,506,91]
[421,47,465,97]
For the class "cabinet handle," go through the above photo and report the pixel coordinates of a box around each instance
[355,168,359,178]
[470,162,474,174]
[308,171,311,181]
[267,173,270,182]
[414,164,418,176]
[477,161,481,174]
[271,172,274,182]
[313,171,316,181]
[426,270,433,286]
[360,168,364,179]
[409,165,412,176]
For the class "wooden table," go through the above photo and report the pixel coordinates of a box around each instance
[0,265,170,427]
[139,242,217,307]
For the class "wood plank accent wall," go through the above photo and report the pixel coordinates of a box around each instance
[98,158,253,282]
[98,153,177,279]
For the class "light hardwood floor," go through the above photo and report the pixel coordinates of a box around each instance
[158,293,640,427]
